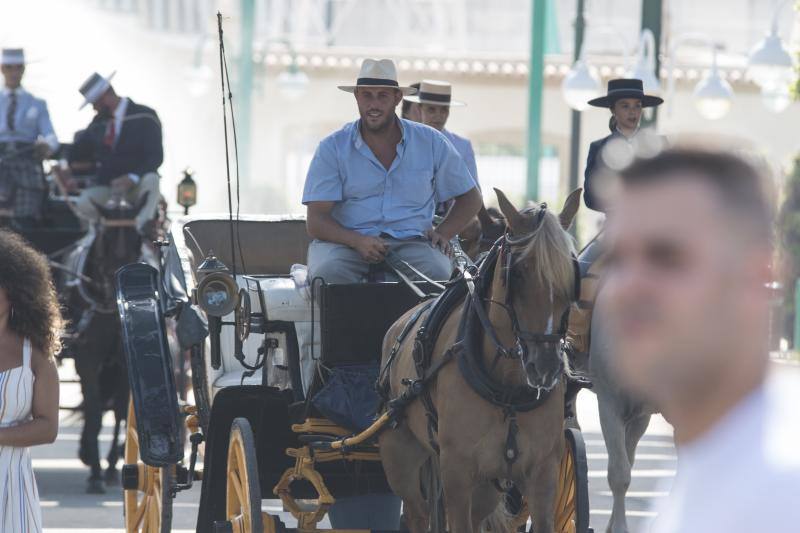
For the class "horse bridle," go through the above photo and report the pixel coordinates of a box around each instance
[465,204,581,377]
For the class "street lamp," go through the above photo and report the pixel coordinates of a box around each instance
[561,59,601,111]
[177,167,198,215]
[667,33,733,121]
[747,0,795,112]
[561,24,632,111]
[628,29,661,95]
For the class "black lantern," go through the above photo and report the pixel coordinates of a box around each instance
[177,167,197,215]
[195,250,238,317]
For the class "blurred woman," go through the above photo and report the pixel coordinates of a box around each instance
[564,79,664,418]
[584,78,664,212]
[0,229,62,533]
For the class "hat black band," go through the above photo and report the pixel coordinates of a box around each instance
[356,77,399,87]
[418,92,451,103]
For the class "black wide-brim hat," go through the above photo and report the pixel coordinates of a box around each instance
[588,78,664,108]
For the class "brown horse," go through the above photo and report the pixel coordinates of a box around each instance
[379,188,581,533]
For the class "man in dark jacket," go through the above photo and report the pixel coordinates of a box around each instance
[70,72,162,232]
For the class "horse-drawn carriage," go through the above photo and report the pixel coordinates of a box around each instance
[118,198,592,532]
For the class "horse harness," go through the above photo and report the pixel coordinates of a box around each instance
[378,206,581,477]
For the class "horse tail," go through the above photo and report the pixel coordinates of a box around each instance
[480,496,514,533]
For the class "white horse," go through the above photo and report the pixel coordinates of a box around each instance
[588,291,660,533]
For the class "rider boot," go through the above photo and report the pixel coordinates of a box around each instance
[564,251,604,420]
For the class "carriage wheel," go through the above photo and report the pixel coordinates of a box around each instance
[216,417,263,533]
[122,398,173,533]
[554,427,591,533]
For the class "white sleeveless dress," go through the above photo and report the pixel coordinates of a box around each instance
[0,338,44,533]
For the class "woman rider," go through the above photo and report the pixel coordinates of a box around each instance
[565,79,664,413]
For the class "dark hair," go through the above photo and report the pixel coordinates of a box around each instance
[401,82,421,118]
[608,116,617,132]
[619,147,774,245]
[0,230,63,357]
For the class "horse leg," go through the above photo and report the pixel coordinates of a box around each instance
[440,450,476,533]
[625,413,651,466]
[598,397,631,533]
[378,427,430,533]
[472,484,510,533]
[105,363,129,485]
[523,455,560,533]
[75,361,105,494]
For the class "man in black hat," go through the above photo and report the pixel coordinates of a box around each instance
[68,71,163,234]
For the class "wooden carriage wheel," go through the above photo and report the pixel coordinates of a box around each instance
[218,417,264,533]
[554,427,591,533]
[122,398,173,533]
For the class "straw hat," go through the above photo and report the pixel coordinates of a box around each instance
[338,59,417,95]
[403,79,465,107]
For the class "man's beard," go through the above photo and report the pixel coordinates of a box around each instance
[97,106,113,119]
[361,110,394,133]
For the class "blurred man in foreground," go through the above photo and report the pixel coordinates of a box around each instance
[602,146,800,531]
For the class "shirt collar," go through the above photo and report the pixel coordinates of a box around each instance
[2,86,25,96]
[615,125,640,141]
[353,115,405,149]
[114,96,129,123]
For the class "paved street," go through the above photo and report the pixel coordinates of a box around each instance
[41,360,800,532]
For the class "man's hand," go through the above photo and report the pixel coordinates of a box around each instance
[33,140,51,160]
[111,175,136,194]
[352,234,388,263]
[427,228,452,256]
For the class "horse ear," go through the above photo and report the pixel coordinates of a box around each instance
[132,192,150,217]
[559,188,582,230]
[494,188,523,233]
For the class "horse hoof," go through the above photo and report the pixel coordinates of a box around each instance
[104,468,119,486]
[87,478,106,494]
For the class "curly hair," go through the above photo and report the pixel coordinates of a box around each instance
[0,229,63,357]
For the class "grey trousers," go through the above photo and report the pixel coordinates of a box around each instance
[74,172,160,232]
[307,236,452,284]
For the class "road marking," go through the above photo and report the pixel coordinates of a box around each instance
[596,490,670,498]
[591,509,659,518]
[588,468,676,479]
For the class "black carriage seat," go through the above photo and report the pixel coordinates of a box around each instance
[290,281,436,430]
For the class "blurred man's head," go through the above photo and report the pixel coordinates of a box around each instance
[1,49,26,89]
[92,86,120,118]
[603,147,773,421]
[401,82,421,122]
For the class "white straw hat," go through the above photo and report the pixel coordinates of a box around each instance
[403,79,465,107]
[338,59,417,95]
[78,71,117,109]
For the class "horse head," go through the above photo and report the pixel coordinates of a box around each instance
[88,193,149,304]
[492,187,581,391]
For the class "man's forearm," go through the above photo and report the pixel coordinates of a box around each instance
[436,187,482,240]
[307,211,363,248]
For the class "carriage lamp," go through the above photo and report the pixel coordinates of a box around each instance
[177,168,197,215]
[195,251,239,317]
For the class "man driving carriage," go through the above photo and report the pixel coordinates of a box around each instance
[0,48,59,226]
[303,59,482,286]
[66,71,162,236]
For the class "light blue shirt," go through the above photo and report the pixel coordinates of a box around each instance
[302,118,477,239]
[0,87,58,152]
[443,129,478,188]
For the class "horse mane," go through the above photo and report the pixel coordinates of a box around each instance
[515,206,576,301]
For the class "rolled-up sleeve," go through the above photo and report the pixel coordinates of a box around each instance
[36,100,59,153]
[302,139,343,204]
[431,132,477,204]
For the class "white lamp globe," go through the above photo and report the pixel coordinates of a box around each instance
[760,81,792,113]
[693,69,733,120]
[561,60,601,111]
[747,32,794,88]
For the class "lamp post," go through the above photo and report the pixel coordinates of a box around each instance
[238,0,256,187]
[177,168,198,215]
[747,0,796,113]
[666,33,734,121]
[526,0,547,202]
[565,0,586,234]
